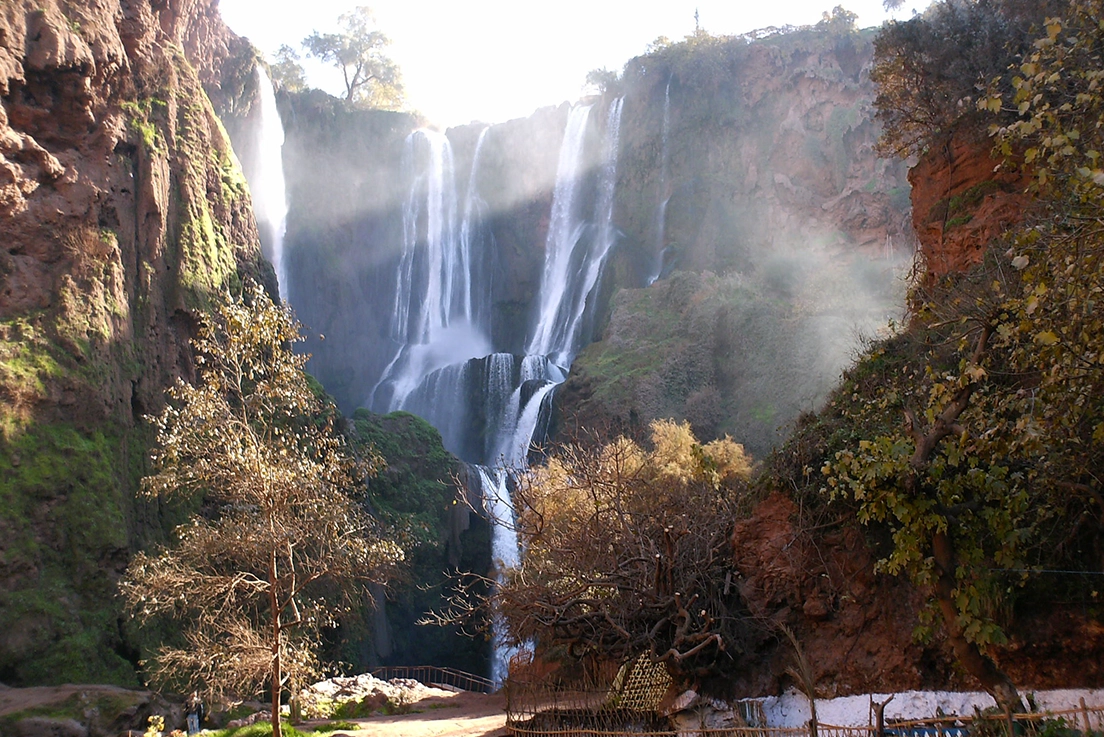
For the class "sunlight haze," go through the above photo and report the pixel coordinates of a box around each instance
[218,0,931,127]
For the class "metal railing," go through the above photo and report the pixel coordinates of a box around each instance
[370,665,496,694]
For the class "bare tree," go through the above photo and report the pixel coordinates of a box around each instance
[479,421,757,685]
[120,283,402,737]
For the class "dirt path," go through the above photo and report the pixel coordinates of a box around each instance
[303,690,507,737]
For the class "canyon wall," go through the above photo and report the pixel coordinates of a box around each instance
[0,0,267,684]
[561,28,913,456]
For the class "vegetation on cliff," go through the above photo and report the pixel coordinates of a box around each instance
[344,408,491,676]
[802,0,1104,709]
[0,0,272,686]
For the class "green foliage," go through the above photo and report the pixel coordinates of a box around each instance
[821,0,1104,707]
[816,5,858,36]
[344,409,489,675]
[303,6,403,108]
[0,422,140,686]
[871,0,1060,157]
[306,721,359,733]
[270,45,307,93]
[210,723,310,737]
[121,98,166,151]
[585,67,621,96]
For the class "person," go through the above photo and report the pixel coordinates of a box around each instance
[185,691,204,735]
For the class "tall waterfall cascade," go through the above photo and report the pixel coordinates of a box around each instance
[650,81,672,285]
[366,100,626,683]
[247,65,289,300]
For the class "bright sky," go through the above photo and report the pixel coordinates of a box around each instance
[218,0,931,128]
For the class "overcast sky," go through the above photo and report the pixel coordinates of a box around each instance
[218,0,931,128]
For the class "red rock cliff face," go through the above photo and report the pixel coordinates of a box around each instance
[0,0,267,685]
[0,0,263,428]
[908,125,1031,275]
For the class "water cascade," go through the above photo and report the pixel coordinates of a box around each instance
[362,100,625,682]
[248,66,289,300]
[650,81,672,285]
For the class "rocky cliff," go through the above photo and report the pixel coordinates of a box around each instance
[907,125,1031,275]
[560,27,913,455]
[0,0,267,684]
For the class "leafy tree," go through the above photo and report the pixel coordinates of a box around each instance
[584,67,621,96]
[984,0,1104,565]
[817,5,859,35]
[120,283,402,737]
[825,0,1104,712]
[488,420,755,684]
[870,0,1059,157]
[269,45,307,93]
[303,6,403,108]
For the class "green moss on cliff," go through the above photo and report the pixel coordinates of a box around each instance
[0,422,137,686]
[346,409,490,675]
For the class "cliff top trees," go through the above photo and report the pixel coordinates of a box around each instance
[303,6,404,108]
[870,0,1062,157]
[120,284,402,737]
[492,421,755,684]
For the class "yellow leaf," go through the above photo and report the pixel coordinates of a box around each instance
[1034,331,1060,346]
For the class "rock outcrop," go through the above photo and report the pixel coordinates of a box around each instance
[0,0,266,684]
[907,125,1031,275]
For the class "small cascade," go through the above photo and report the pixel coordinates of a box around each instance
[525,104,594,364]
[649,81,672,285]
[249,66,289,300]
[554,97,624,360]
[526,99,625,366]
[393,129,467,345]
[460,127,493,330]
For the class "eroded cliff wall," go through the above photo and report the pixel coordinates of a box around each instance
[0,0,267,684]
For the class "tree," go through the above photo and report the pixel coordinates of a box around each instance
[120,283,402,737]
[269,45,307,93]
[302,6,403,108]
[584,67,620,96]
[487,421,755,684]
[870,0,1060,157]
[817,5,859,35]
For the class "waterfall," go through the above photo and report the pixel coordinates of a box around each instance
[525,104,594,364]
[360,100,625,685]
[650,82,672,285]
[371,130,491,413]
[393,129,467,345]
[249,66,289,300]
[461,127,493,330]
[526,99,625,366]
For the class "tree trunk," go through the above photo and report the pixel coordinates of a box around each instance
[271,549,283,737]
[931,531,1022,712]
